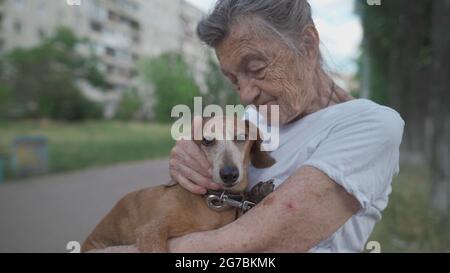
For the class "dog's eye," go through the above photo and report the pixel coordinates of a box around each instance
[202,137,215,146]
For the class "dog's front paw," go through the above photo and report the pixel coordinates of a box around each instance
[258,179,275,196]
[247,179,275,204]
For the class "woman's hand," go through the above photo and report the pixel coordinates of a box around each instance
[169,116,220,194]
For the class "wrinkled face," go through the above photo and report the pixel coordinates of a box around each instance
[198,116,255,193]
[215,18,318,125]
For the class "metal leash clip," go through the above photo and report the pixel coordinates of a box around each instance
[240,200,255,212]
[206,191,255,213]
[205,192,229,212]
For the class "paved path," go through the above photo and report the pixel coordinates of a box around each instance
[0,159,170,253]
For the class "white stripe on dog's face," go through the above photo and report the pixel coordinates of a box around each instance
[200,117,250,190]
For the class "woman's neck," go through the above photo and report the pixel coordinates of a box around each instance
[306,70,354,114]
[287,71,354,125]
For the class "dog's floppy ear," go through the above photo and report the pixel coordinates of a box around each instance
[251,138,276,168]
[246,120,276,169]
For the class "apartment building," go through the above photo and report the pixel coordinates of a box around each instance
[0,0,209,117]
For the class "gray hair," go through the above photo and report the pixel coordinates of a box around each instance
[197,0,315,53]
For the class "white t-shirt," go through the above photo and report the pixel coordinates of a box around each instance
[244,99,405,252]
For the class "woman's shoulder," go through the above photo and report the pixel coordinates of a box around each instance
[321,99,405,145]
[322,99,404,127]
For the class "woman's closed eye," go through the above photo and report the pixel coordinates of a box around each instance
[247,61,267,78]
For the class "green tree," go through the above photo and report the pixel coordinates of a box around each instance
[0,27,105,120]
[115,88,143,120]
[0,82,12,117]
[139,52,200,123]
[357,0,450,216]
[356,1,433,155]
[203,54,241,108]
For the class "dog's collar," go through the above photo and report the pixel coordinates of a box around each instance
[206,189,243,201]
[205,190,255,213]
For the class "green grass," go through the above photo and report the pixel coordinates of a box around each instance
[0,120,174,179]
[369,165,450,252]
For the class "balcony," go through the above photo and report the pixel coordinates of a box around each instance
[107,0,140,20]
[107,10,140,33]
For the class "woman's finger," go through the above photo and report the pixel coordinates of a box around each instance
[176,140,211,177]
[171,144,209,177]
[177,163,219,190]
[171,171,207,195]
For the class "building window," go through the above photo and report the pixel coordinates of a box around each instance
[108,10,119,21]
[129,69,137,78]
[106,47,116,57]
[129,19,139,31]
[13,20,22,34]
[37,28,45,40]
[90,21,103,32]
[106,64,115,74]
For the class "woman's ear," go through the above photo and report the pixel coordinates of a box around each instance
[301,24,320,66]
[250,134,276,169]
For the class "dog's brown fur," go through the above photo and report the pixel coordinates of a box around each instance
[81,117,275,252]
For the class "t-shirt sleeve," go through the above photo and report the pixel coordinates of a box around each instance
[303,107,405,210]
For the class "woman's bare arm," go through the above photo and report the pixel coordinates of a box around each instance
[168,165,361,252]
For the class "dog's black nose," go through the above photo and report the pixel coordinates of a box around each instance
[220,165,239,185]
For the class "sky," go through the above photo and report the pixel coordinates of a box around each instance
[185,0,362,75]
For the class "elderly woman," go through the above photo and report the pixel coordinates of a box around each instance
[167,0,404,253]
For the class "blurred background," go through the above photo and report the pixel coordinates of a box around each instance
[0,0,448,252]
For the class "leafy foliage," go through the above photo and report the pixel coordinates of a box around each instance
[356,1,433,105]
[203,54,242,108]
[0,27,104,121]
[139,52,201,123]
[355,1,397,104]
[115,88,144,120]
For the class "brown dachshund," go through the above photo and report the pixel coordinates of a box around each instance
[81,116,275,252]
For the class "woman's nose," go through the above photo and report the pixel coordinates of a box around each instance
[237,76,260,104]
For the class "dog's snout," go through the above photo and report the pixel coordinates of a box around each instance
[219,165,239,185]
